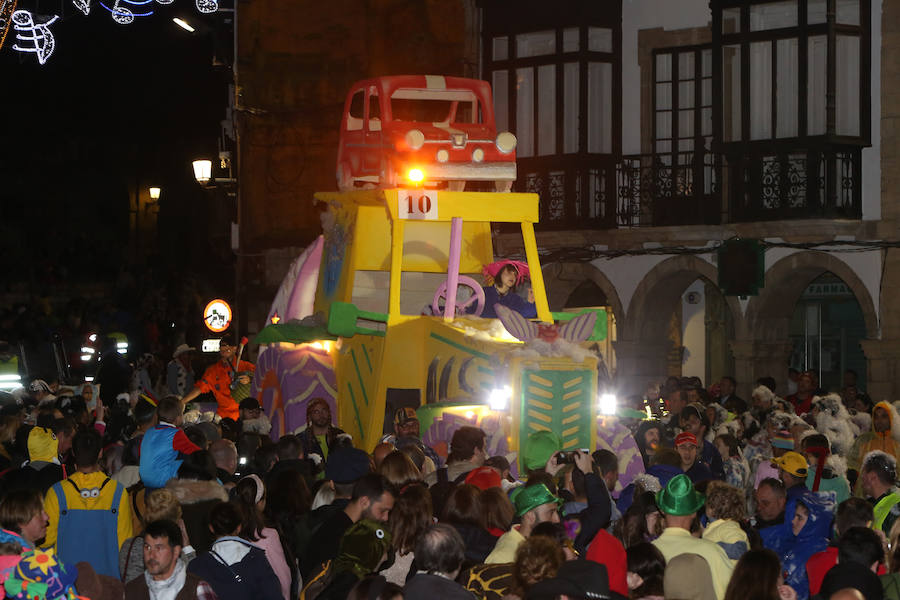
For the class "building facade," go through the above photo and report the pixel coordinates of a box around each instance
[487,0,896,401]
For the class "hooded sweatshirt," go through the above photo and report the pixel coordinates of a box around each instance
[635,421,664,469]
[188,537,282,600]
[848,401,900,491]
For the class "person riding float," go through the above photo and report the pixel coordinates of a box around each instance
[477,260,536,319]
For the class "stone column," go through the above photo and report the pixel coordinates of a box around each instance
[613,339,673,397]
[730,340,795,399]
[882,0,900,222]
[859,339,900,402]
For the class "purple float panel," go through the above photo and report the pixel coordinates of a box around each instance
[252,345,338,441]
[596,416,645,497]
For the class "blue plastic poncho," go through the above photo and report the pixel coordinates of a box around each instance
[760,490,834,600]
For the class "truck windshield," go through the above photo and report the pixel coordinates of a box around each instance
[390,89,481,124]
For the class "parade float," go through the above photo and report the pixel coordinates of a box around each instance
[250,76,629,476]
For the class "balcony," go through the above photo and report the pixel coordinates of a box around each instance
[617,152,720,227]
[514,145,861,230]
[724,146,862,223]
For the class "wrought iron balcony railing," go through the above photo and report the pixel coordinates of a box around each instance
[616,151,720,227]
[515,156,619,229]
[723,146,862,222]
[513,145,861,230]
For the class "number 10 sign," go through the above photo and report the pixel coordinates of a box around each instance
[398,190,438,220]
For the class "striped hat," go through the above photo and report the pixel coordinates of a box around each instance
[771,429,794,450]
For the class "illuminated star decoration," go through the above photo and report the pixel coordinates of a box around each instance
[11,10,57,64]
[22,548,58,576]
[0,0,18,51]
[271,313,281,324]
[98,0,153,24]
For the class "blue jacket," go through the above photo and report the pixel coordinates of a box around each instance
[480,286,536,319]
[139,423,199,489]
[701,439,725,480]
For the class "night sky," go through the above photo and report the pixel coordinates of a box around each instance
[0,0,231,285]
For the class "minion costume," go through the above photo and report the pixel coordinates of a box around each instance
[0,428,67,495]
[43,470,133,579]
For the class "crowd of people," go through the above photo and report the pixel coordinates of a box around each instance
[0,356,896,600]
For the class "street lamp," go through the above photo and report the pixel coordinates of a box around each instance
[192,159,212,184]
[173,17,195,32]
[192,158,236,187]
[149,187,161,200]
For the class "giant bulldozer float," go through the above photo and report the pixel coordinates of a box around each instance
[251,76,616,473]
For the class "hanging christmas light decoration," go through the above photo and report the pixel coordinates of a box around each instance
[6,0,219,62]
[195,0,216,14]
[99,0,153,24]
[71,0,90,16]
[0,0,18,50]
[11,9,57,64]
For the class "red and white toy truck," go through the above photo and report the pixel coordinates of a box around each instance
[336,75,517,192]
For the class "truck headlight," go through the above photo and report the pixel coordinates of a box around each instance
[405,129,425,150]
[495,132,517,154]
[599,393,617,416]
[489,386,511,410]
[436,149,449,163]
[472,148,484,163]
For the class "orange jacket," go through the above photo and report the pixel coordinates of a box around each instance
[195,359,255,419]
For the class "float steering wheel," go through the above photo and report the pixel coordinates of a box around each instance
[432,276,485,317]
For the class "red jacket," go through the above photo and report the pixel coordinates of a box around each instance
[806,547,838,595]
[586,529,628,598]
